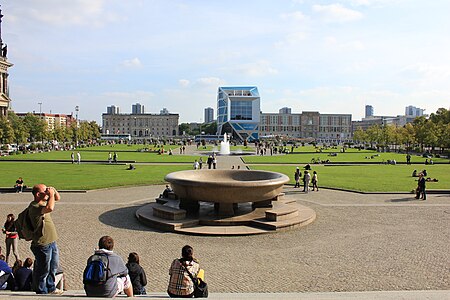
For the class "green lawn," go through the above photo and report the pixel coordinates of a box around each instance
[78,144,181,152]
[243,151,449,164]
[0,151,206,163]
[197,145,255,152]
[0,162,191,190]
[250,164,450,192]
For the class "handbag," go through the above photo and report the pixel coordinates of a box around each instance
[179,260,208,298]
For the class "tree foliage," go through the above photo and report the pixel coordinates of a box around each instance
[0,112,101,146]
[352,108,449,153]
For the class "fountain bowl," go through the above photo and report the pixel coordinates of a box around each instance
[165,170,289,204]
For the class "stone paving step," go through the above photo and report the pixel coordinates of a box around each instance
[0,290,448,300]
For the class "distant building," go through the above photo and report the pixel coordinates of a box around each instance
[204,107,214,123]
[216,86,260,141]
[405,105,425,117]
[132,103,145,114]
[260,109,352,142]
[106,105,120,115]
[102,106,179,139]
[16,112,76,131]
[279,107,291,114]
[365,105,374,118]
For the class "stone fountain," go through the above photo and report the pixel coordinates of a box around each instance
[136,169,316,235]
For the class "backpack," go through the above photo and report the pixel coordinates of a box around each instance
[83,254,110,285]
[14,206,42,241]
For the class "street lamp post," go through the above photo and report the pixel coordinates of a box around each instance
[38,102,43,119]
[75,105,79,146]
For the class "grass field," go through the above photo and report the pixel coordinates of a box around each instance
[243,152,449,164]
[0,162,191,190]
[250,164,449,192]
[1,145,448,192]
[0,150,206,163]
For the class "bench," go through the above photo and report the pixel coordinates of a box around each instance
[152,204,186,220]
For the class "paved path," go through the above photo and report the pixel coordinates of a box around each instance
[0,147,448,297]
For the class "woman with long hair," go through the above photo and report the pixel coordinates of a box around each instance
[2,214,19,264]
[167,245,204,298]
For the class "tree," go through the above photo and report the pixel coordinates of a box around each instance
[352,127,367,146]
[7,112,28,145]
[366,125,382,149]
[23,113,47,142]
[0,116,14,144]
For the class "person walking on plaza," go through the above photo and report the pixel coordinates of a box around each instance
[311,171,319,191]
[207,155,213,169]
[193,160,199,170]
[417,173,426,200]
[84,236,133,298]
[294,168,301,188]
[212,155,217,169]
[167,245,204,298]
[2,214,19,265]
[126,252,147,295]
[303,171,311,193]
[199,157,203,169]
[28,184,62,294]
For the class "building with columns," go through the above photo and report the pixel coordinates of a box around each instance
[102,104,179,140]
[0,7,13,116]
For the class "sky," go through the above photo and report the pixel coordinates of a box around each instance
[3,0,450,123]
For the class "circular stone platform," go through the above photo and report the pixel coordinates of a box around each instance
[136,195,316,236]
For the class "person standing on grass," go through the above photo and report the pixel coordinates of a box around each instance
[76,152,81,164]
[70,152,74,164]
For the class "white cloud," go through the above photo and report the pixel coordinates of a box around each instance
[195,77,226,87]
[324,36,365,51]
[281,11,308,22]
[179,79,190,87]
[222,60,278,77]
[398,63,450,89]
[121,57,142,68]
[313,4,363,23]
[9,0,121,27]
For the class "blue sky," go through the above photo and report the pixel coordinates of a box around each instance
[4,0,450,123]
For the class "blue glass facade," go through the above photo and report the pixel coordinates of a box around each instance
[216,86,260,141]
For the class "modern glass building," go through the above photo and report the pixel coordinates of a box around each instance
[216,86,260,141]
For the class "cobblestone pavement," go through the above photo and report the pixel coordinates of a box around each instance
[1,185,449,293]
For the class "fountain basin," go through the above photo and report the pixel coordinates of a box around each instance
[165,170,289,205]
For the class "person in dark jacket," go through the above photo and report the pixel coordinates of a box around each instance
[126,252,147,295]
[14,257,33,291]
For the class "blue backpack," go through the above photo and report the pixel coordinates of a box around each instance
[83,254,110,285]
